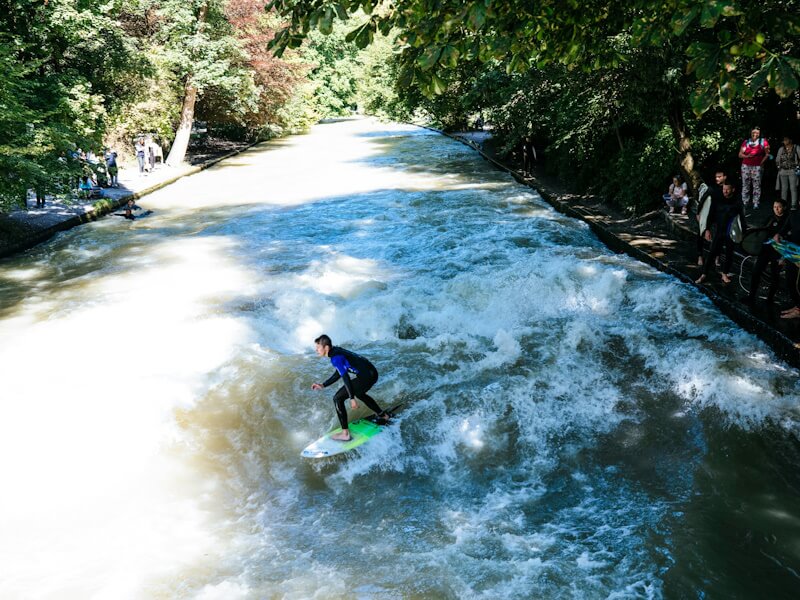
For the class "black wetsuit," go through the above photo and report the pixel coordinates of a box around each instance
[697,183,723,259]
[701,191,746,277]
[748,211,790,304]
[784,211,800,306]
[322,346,383,430]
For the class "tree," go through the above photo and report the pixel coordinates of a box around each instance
[150,0,260,165]
[0,0,142,211]
[268,1,799,114]
[268,0,799,190]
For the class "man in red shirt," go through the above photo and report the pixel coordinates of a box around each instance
[738,126,770,209]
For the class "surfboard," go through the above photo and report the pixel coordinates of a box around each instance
[729,215,744,243]
[301,404,402,459]
[741,229,771,256]
[769,239,800,265]
[697,189,712,235]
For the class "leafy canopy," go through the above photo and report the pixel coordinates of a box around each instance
[266,0,800,115]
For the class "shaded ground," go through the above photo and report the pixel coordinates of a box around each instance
[186,137,252,166]
[452,129,800,360]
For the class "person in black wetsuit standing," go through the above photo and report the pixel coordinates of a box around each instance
[696,182,747,285]
[311,334,389,441]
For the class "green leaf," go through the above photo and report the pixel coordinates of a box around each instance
[334,3,348,21]
[416,46,442,70]
[690,81,718,116]
[319,7,334,35]
[467,4,486,31]
[700,0,725,28]
[430,73,447,95]
[440,45,460,68]
[774,57,800,98]
[718,71,741,112]
[749,57,773,91]
[354,26,374,48]
[686,42,721,80]
[671,5,700,36]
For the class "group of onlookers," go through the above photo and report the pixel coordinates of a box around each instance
[682,127,800,319]
[33,135,163,207]
[134,135,163,176]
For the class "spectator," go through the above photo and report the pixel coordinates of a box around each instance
[775,135,799,210]
[78,175,103,199]
[696,181,746,285]
[738,126,770,209]
[696,169,727,266]
[145,134,156,172]
[135,137,146,176]
[520,136,536,176]
[780,209,800,319]
[746,198,789,308]
[663,174,689,214]
[105,148,119,187]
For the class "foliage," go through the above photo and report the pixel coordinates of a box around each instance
[269,0,800,116]
[0,0,142,211]
[300,19,363,117]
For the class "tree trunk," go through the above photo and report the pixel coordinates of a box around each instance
[165,1,207,167]
[165,80,198,167]
[667,102,702,193]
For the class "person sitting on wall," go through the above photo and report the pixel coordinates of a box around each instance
[663,174,689,214]
[78,175,103,199]
[746,198,790,309]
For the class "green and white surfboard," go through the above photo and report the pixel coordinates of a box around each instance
[301,405,402,459]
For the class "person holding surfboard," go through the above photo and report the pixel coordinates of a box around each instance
[696,169,728,266]
[311,335,390,442]
[696,181,747,285]
[746,198,790,308]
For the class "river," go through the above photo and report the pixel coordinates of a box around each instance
[1,118,799,599]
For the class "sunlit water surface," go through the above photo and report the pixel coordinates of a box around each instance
[1,119,799,599]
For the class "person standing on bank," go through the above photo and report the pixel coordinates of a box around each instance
[775,135,799,210]
[696,181,747,285]
[696,169,728,266]
[311,335,389,441]
[739,126,770,209]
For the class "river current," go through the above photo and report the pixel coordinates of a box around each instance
[1,119,799,599]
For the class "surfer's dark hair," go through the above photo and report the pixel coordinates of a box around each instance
[315,334,332,348]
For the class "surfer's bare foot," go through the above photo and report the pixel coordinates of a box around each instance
[721,273,731,284]
[695,274,706,284]
[331,431,352,441]
[781,307,800,319]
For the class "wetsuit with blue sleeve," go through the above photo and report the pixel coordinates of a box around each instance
[322,346,383,429]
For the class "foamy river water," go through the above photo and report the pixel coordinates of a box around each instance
[1,119,799,599]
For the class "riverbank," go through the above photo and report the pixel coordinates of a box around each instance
[446,128,800,367]
[0,138,253,259]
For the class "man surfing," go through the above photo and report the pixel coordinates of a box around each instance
[311,334,390,441]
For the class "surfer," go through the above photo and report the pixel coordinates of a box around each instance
[696,182,746,285]
[114,199,151,220]
[311,335,390,441]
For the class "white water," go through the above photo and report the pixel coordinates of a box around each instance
[1,119,799,599]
